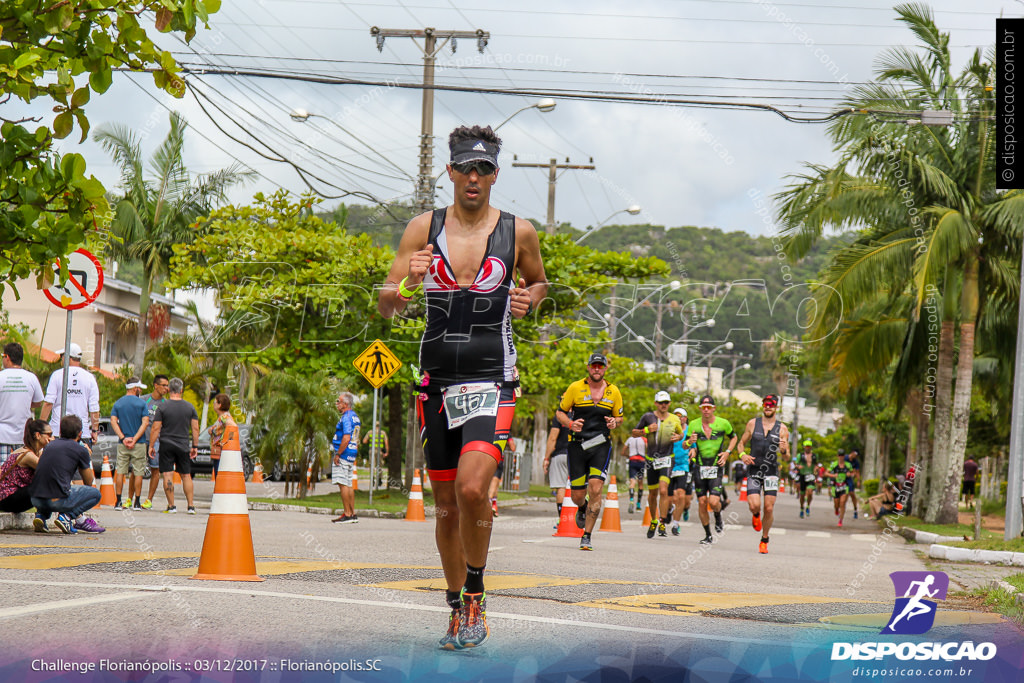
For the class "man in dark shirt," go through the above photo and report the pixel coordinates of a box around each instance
[148,377,200,514]
[962,457,980,509]
[29,415,103,534]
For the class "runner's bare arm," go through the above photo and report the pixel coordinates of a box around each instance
[737,419,755,465]
[778,425,790,457]
[511,217,547,319]
[378,214,433,318]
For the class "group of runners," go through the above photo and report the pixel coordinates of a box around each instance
[377,122,861,651]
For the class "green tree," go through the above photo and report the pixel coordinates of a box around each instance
[774,4,1022,523]
[0,0,221,297]
[94,111,254,376]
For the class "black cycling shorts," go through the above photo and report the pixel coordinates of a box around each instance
[645,460,671,489]
[668,472,693,496]
[694,475,724,499]
[418,385,515,484]
[568,441,611,489]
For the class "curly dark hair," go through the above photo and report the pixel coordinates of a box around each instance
[448,125,501,153]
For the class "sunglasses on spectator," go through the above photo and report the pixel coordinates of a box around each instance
[451,161,496,176]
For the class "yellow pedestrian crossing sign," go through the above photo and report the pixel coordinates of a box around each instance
[354,339,402,388]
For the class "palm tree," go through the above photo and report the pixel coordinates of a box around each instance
[251,373,338,499]
[774,4,1023,523]
[94,111,255,376]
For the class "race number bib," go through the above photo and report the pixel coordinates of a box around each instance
[580,434,607,450]
[764,476,779,492]
[804,473,816,482]
[700,465,719,480]
[652,456,672,469]
[443,382,500,429]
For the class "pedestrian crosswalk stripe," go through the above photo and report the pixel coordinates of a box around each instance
[806,531,831,538]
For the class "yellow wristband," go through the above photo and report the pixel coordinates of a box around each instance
[398,276,420,298]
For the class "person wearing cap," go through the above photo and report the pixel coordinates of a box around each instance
[39,343,100,444]
[557,353,624,551]
[630,390,684,539]
[0,342,44,464]
[825,449,854,527]
[797,439,818,518]
[377,124,547,650]
[667,407,694,534]
[621,427,647,515]
[110,377,151,510]
[736,394,790,554]
[686,394,737,544]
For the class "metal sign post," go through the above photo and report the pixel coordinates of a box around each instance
[43,248,104,422]
[353,339,402,507]
[369,387,379,505]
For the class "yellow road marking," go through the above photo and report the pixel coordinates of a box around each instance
[0,551,198,570]
[575,593,881,616]
[822,611,1005,627]
[373,574,665,592]
[142,561,438,577]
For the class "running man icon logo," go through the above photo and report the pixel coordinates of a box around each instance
[353,339,402,388]
[881,571,949,635]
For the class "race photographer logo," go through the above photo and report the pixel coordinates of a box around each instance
[831,569,997,664]
[882,571,948,635]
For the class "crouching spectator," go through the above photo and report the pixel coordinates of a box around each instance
[29,415,104,534]
[0,420,52,513]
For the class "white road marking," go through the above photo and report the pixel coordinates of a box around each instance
[850,534,877,542]
[770,528,786,536]
[0,591,149,619]
[0,578,807,648]
[806,531,831,538]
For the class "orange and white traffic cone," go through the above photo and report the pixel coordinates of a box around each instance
[192,442,263,582]
[779,478,785,494]
[405,469,426,522]
[251,461,264,484]
[599,475,622,533]
[641,495,652,527]
[98,456,116,507]
[739,478,748,502]
[173,469,182,485]
[305,461,314,492]
[352,467,359,491]
[553,480,584,538]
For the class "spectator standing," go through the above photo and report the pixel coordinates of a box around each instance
[148,378,199,514]
[0,419,51,513]
[543,408,570,525]
[962,456,980,510]
[207,393,239,477]
[110,378,150,510]
[0,343,44,464]
[141,375,170,509]
[361,425,389,471]
[39,343,100,444]
[331,392,361,524]
[29,415,104,533]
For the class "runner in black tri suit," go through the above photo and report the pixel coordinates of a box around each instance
[737,394,790,554]
[379,125,546,650]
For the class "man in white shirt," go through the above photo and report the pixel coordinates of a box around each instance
[0,342,44,463]
[39,343,100,444]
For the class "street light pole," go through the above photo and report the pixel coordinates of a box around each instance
[700,341,734,394]
[512,157,596,234]
[575,205,642,244]
[493,98,557,131]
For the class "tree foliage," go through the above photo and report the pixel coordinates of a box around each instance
[0,0,222,297]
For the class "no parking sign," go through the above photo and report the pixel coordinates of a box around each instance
[43,248,104,310]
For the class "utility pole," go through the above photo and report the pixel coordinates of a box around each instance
[511,157,595,234]
[371,27,489,214]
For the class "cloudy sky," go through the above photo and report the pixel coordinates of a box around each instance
[37,1,1017,237]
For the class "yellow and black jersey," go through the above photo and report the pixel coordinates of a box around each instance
[558,379,624,443]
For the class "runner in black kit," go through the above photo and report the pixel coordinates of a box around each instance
[379,125,547,650]
[631,390,684,539]
[557,353,624,551]
[736,394,790,554]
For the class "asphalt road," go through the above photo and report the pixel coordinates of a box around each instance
[1,480,1021,683]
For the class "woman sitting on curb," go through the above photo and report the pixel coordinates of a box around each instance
[865,479,897,520]
[0,419,51,513]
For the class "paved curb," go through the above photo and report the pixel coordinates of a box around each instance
[927,544,1024,566]
[0,512,35,531]
[247,496,539,519]
[896,526,963,545]
[986,579,1024,608]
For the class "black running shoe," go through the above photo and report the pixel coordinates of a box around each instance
[575,500,587,529]
[646,519,657,539]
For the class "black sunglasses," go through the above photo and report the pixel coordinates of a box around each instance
[451,161,496,176]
